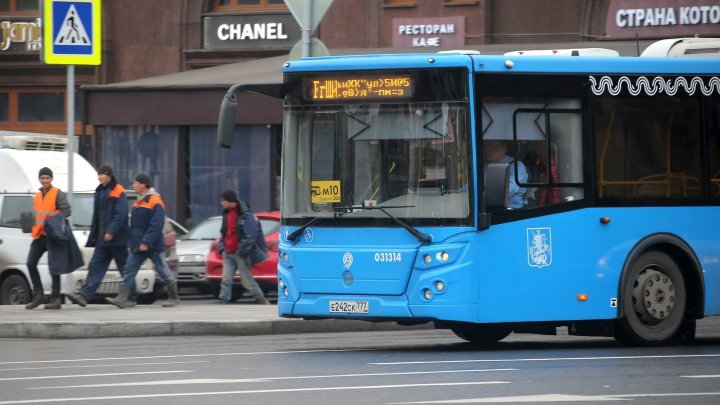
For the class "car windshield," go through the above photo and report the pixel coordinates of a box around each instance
[182,217,221,240]
[259,218,279,236]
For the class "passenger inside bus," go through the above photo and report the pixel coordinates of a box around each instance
[485,139,527,209]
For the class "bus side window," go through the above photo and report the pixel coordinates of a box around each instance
[522,144,563,208]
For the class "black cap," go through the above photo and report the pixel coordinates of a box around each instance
[97,164,113,177]
[220,189,239,203]
[38,167,53,178]
[134,172,152,188]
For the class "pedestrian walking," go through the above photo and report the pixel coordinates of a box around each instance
[67,165,131,307]
[25,167,72,310]
[106,172,179,308]
[217,189,270,305]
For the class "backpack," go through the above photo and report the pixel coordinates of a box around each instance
[248,213,268,265]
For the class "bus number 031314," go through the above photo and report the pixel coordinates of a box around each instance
[375,252,402,262]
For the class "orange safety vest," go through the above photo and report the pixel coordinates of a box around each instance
[32,187,60,239]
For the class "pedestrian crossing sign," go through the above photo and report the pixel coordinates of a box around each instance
[42,0,102,65]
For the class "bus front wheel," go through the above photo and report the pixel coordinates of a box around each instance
[615,251,686,346]
[449,323,512,344]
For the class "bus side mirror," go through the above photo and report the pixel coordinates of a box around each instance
[20,212,33,234]
[485,162,509,210]
[217,93,237,149]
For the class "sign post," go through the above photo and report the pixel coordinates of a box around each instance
[284,0,332,58]
[42,0,101,221]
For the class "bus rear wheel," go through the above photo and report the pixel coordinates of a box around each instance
[450,323,513,344]
[615,251,686,346]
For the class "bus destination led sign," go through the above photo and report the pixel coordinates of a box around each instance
[310,76,413,100]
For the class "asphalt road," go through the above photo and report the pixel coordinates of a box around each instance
[1,318,719,404]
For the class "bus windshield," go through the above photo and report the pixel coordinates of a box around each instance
[281,101,470,224]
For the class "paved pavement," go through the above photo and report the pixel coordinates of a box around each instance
[0,302,432,339]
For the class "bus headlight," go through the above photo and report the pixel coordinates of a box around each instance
[437,251,450,262]
[282,286,289,298]
[423,288,433,300]
[434,280,445,292]
[423,254,432,265]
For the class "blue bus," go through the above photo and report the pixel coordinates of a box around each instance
[217,42,720,346]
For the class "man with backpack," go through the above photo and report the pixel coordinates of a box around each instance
[217,189,270,305]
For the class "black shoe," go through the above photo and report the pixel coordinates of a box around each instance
[44,293,62,310]
[25,292,47,310]
[67,293,87,307]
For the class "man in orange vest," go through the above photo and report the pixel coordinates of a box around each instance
[25,167,71,310]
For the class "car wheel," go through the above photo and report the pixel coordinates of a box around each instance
[0,274,31,305]
[136,292,157,305]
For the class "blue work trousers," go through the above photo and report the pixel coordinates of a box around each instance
[80,245,128,301]
[121,250,175,289]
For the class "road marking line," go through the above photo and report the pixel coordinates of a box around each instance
[0,371,189,381]
[390,393,625,403]
[371,353,720,365]
[389,392,720,404]
[33,368,519,389]
[0,349,364,366]
[0,361,210,372]
[0,381,510,404]
[681,375,720,378]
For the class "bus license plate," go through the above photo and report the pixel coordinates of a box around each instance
[329,300,369,314]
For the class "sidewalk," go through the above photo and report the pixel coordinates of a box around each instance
[0,303,432,338]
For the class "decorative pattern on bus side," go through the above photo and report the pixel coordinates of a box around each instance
[589,76,720,96]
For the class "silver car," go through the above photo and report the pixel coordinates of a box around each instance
[176,216,221,293]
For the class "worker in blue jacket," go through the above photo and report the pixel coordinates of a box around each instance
[67,165,131,307]
[106,172,179,308]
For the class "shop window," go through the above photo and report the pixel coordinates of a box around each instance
[0,0,37,14]
[0,93,7,121]
[0,87,87,135]
[213,0,286,12]
[19,92,64,122]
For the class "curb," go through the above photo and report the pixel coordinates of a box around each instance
[0,305,433,338]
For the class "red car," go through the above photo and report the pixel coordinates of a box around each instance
[205,211,280,301]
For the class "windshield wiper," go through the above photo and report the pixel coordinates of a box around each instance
[286,216,324,242]
[334,204,431,244]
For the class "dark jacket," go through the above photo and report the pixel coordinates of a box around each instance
[219,200,258,258]
[44,214,84,275]
[86,178,129,247]
[128,189,166,253]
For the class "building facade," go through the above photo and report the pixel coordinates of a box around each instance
[2,0,718,226]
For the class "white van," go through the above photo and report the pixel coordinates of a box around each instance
[0,132,156,305]
[641,37,720,57]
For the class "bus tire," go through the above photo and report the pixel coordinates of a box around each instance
[450,323,512,344]
[615,251,686,346]
[0,274,31,305]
